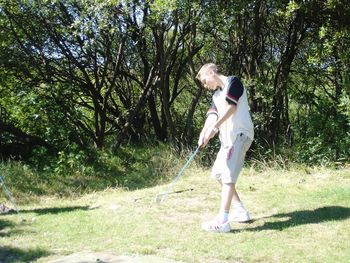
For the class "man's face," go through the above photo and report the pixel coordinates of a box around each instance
[199,71,217,90]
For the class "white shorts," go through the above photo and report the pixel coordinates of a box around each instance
[211,133,252,184]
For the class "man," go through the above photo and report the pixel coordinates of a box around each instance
[197,63,254,233]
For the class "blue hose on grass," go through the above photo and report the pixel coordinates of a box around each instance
[155,145,200,203]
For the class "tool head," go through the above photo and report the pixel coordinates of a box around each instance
[155,194,165,204]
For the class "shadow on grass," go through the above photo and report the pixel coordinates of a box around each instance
[0,218,14,230]
[1,215,50,262]
[0,246,50,263]
[240,206,350,232]
[19,205,92,215]
[0,218,16,237]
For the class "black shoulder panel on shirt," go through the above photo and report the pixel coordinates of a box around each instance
[226,76,244,105]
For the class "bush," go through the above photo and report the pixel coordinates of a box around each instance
[0,143,196,200]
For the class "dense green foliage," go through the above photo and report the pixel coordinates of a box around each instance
[1,0,349,169]
[0,144,184,199]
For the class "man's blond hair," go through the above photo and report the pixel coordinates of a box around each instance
[196,63,219,80]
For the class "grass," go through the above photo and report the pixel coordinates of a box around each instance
[1,159,350,262]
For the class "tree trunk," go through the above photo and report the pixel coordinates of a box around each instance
[148,94,167,141]
[270,13,306,143]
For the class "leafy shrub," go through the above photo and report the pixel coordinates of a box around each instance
[0,143,195,199]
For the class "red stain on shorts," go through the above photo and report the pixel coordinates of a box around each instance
[227,146,234,160]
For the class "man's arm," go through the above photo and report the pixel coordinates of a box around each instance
[198,114,217,146]
[202,76,244,147]
[202,102,236,147]
[198,100,219,147]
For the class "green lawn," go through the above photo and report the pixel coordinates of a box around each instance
[1,165,350,262]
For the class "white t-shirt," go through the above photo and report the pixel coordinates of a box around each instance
[206,76,254,147]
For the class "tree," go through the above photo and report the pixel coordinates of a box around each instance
[1,0,126,148]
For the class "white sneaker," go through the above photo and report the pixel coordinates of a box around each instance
[229,207,251,223]
[201,218,231,233]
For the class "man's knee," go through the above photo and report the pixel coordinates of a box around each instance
[223,182,235,188]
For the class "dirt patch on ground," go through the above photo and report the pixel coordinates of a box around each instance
[48,252,181,263]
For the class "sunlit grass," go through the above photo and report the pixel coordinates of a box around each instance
[1,162,349,262]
